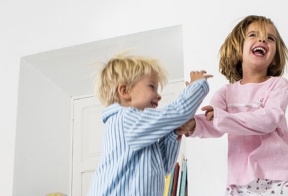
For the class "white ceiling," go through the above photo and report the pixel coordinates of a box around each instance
[20,25,184,97]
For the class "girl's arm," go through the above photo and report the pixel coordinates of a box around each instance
[187,86,227,138]
[212,78,288,135]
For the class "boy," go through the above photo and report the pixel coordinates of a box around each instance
[88,54,212,195]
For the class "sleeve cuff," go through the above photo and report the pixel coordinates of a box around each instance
[169,131,179,141]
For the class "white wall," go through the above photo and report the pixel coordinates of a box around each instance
[1,0,288,195]
[14,60,72,195]
[14,25,184,196]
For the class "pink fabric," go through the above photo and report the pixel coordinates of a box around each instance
[191,77,288,186]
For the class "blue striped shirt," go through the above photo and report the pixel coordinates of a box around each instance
[88,79,209,196]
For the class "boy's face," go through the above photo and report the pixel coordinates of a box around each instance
[128,73,161,111]
[242,22,277,73]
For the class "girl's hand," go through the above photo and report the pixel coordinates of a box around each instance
[201,105,214,121]
[185,70,213,86]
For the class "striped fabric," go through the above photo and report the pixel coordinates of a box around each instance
[87,79,209,196]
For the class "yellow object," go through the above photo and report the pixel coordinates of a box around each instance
[163,173,172,196]
[46,192,67,196]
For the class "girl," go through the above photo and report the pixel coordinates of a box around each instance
[186,15,288,195]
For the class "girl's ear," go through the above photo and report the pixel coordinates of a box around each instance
[118,84,130,100]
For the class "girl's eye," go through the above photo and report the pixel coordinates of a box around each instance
[267,35,275,41]
[248,33,256,37]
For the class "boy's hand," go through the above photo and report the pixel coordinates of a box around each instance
[185,70,213,86]
[175,118,196,140]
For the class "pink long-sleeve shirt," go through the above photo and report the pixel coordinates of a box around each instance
[191,76,288,186]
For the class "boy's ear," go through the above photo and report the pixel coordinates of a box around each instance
[118,84,130,100]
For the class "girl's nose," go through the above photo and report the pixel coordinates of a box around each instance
[259,39,266,43]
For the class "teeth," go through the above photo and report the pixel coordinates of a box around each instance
[253,47,266,54]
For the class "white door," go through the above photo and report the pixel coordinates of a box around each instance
[71,79,185,196]
[71,95,105,196]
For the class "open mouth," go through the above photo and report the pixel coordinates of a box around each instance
[151,102,158,108]
[252,47,267,56]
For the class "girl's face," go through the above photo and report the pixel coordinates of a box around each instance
[128,73,161,111]
[242,22,277,74]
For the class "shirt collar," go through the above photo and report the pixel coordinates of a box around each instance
[102,103,123,123]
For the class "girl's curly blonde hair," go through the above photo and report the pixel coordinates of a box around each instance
[219,15,288,83]
[95,53,168,106]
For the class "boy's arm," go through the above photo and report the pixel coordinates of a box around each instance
[160,118,196,174]
[159,132,181,175]
[123,78,210,151]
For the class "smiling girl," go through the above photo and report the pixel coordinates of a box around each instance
[186,15,288,195]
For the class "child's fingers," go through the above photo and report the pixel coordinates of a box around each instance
[201,105,213,113]
[175,128,185,135]
[186,70,212,86]
[185,131,193,137]
[206,111,214,121]
[177,128,188,135]
[176,135,182,141]
[204,74,213,79]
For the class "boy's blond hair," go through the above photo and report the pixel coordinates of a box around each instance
[219,15,288,83]
[95,54,168,106]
